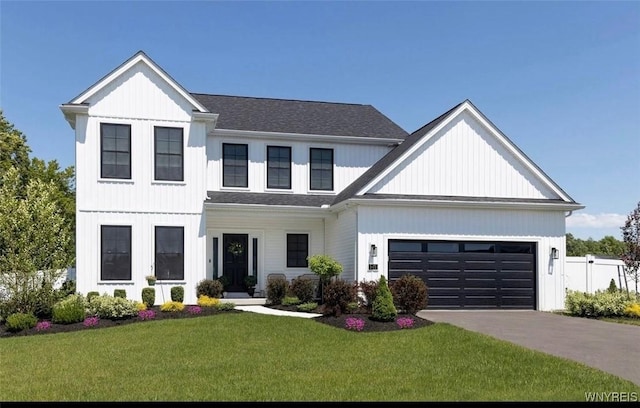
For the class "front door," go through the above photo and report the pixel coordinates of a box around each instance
[223,234,249,292]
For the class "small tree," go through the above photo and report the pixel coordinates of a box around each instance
[621,201,640,294]
[308,254,343,301]
[371,275,397,322]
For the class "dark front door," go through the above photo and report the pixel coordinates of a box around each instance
[223,234,248,292]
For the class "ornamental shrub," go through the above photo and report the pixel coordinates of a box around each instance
[86,294,139,319]
[345,317,365,331]
[607,279,618,293]
[371,276,397,322]
[308,254,343,283]
[390,274,428,314]
[196,279,223,299]
[134,301,147,311]
[187,305,202,315]
[322,279,357,317]
[216,302,235,311]
[52,294,86,324]
[171,286,185,302]
[625,303,640,318]
[138,309,156,320]
[35,321,52,331]
[396,316,415,329]
[564,290,632,318]
[289,277,316,303]
[359,280,379,312]
[160,301,185,312]
[282,296,301,306]
[113,289,126,299]
[87,291,99,302]
[142,287,155,308]
[266,276,288,305]
[5,312,37,332]
[297,302,318,312]
[197,295,220,308]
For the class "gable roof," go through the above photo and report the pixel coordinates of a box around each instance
[334,99,581,207]
[191,93,408,139]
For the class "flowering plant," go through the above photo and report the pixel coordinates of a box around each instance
[187,305,202,315]
[345,317,365,331]
[83,316,100,327]
[396,316,415,329]
[35,321,52,331]
[138,309,156,320]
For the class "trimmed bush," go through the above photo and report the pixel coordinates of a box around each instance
[160,301,185,312]
[607,279,618,293]
[266,276,288,305]
[87,291,99,302]
[322,279,357,316]
[142,287,155,308]
[297,302,318,313]
[359,280,379,311]
[87,294,139,320]
[52,294,86,324]
[564,290,633,318]
[216,302,235,311]
[171,286,184,302]
[197,295,220,308]
[624,303,640,318]
[113,289,126,299]
[282,296,301,306]
[5,312,37,332]
[391,274,428,314]
[289,277,316,303]
[371,276,397,322]
[196,279,223,299]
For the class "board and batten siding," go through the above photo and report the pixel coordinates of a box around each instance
[206,135,391,194]
[368,112,559,199]
[206,209,326,291]
[75,211,206,305]
[356,205,567,311]
[325,208,357,281]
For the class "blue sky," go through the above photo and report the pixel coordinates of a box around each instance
[1,1,638,240]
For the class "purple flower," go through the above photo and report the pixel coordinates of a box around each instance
[138,309,156,320]
[83,316,100,327]
[35,321,52,331]
[187,306,202,315]
[396,317,415,329]
[345,317,365,331]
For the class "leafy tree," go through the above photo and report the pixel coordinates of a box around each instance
[0,168,73,314]
[621,201,640,293]
[0,111,31,186]
[565,233,625,257]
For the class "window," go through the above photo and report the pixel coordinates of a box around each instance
[155,227,184,280]
[101,123,131,179]
[101,226,131,280]
[287,234,308,268]
[267,146,291,189]
[223,143,248,187]
[427,242,459,253]
[389,241,424,252]
[154,127,183,181]
[309,148,333,190]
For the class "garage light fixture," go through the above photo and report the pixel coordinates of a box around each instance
[370,244,377,257]
[551,247,559,259]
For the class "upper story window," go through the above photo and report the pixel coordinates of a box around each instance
[155,226,184,280]
[101,123,131,179]
[223,143,248,188]
[101,225,131,280]
[309,148,333,191]
[267,146,291,189]
[154,127,183,181]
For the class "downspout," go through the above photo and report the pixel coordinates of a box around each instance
[354,206,359,284]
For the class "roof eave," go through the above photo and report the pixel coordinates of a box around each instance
[59,103,90,130]
[204,201,331,216]
[347,197,585,211]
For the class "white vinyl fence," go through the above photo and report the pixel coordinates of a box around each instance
[565,255,630,293]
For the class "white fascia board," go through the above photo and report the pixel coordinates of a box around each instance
[204,202,331,218]
[192,112,219,134]
[70,52,209,113]
[212,128,404,145]
[348,197,585,211]
[59,104,89,129]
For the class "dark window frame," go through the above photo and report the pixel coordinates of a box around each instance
[100,123,131,179]
[309,148,334,191]
[100,225,132,281]
[222,143,248,188]
[286,233,309,268]
[154,226,185,280]
[154,126,184,181]
[266,146,292,189]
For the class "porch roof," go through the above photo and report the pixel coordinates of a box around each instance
[205,191,334,208]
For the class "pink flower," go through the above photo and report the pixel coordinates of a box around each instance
[138,309,156,320]
[396,317,415,329]
[35,321,52,331]
[187,306,202,315]
[345,317,365,331]
[83,316,100,327]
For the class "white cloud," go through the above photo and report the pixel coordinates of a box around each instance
[566,213,627,228]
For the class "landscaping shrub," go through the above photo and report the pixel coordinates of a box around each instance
[197,295,220,308]
[171,286,184,302]
[625,303,640,318]
[391,274,428,314]
[282,296,301,306]
[266,276,288,305]
[371,276,397,322]
[87,291,99,302]
[52,294,86,324]
[134,301,147,311]
[86,294,139,319]
[160,301,185,312]
[60,280,76,296]
[308,254,343,282]
[113,289,126,299]
[289,277,316,303]
[359,280,379,311]
[564,290,633,318]
[322,279,357,316]
[5,312,37,332]
[216,302,235,311]
[297,302,318,312]
[196,279,223,299]
[607,279,618,293]
[346,302,360,314]
[142,287,155,308]
[33,281,66,320]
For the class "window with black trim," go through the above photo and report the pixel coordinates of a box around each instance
[267,146,291,189]
[287,234,308,268]
[154,127,183,181]
[155,226,184,280]
[310,148,333,190]
[101,225,131,280]
[101,123,131,179]
[223,143,248,187]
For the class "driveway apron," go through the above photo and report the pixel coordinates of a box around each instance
[416,310,640,386]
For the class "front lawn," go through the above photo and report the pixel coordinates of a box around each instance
[1,312,637,401]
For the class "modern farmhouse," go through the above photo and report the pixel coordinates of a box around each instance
[60,51,584,310]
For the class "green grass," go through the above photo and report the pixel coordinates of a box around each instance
[1,312,638,401]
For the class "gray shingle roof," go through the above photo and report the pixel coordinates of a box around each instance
[191,93,408,139]
[355,194,572,205]
[206,191,334,208]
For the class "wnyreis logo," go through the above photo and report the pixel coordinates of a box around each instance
[585,392,638,402]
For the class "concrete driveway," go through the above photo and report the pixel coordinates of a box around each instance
[416,310,640,386]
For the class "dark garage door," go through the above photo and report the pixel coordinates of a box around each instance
[388,240,536,309]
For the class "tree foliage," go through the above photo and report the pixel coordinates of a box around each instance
[565,233,626,257]
[621,201,640,293]
[0,111,31,186]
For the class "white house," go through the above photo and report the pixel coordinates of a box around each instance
[60,51,584,310]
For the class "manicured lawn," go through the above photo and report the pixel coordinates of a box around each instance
[1,312,638,401]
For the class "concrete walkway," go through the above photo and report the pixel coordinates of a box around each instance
[235,305,322,318]
[417,310,640,386]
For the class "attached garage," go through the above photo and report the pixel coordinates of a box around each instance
[388,240,536,309]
